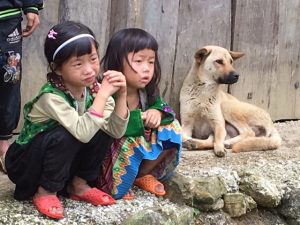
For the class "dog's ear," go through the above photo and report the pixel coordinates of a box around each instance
[229,51,245,60]
[194,47,212,64]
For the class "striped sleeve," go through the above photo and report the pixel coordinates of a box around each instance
[22,1,44,14]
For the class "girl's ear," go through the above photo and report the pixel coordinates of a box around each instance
[50,62,55,69]
[50,62,62,76]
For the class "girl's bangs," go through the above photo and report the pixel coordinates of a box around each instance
[72,37,97,57]
[59,37,97,60]
[131,35,158,53]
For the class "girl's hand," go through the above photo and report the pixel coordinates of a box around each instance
[99,76,120,98]
[103,70,127,97]
[141,109,163,128]
[91,71,127,117]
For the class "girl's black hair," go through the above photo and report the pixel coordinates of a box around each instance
[44,21,99,71]
[101,28,161,105]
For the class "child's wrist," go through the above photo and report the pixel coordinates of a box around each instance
[88,108,104,118]
[116,91,127,99]
[96,88,110,100]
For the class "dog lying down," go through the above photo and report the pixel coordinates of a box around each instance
[179,45,281,157]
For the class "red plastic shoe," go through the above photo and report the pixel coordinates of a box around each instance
[134,174,166,196]
[70,187,115,206]
[32,195,64,219]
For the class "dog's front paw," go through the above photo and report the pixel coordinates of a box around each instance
[214,144,226,157]
[183,139,194,150]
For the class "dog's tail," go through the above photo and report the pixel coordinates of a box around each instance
[232,127,282,152]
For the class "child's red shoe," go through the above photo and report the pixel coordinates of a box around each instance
[134,174,166,196]
[32,195,64,219]
[70,187,115,206]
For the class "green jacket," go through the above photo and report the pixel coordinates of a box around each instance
[16,82,93,145]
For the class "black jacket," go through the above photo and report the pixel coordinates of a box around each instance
[0,0,43,21]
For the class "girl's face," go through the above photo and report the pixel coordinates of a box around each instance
[123,48,155,91]
[55,44,100,90]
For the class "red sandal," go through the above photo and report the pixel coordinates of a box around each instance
[134,174,166,196]
[70,187,115,206]
[32,195,64,219]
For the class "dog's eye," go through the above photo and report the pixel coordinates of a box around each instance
[215,59,224,65]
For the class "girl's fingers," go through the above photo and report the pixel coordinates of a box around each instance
[102,71,126,91]
[109,81,126,87]
[107,76,125,83]
[101,76,123,93]
[155,119,161,127]
[144,113,161,128]
[103,70,124,79]
[145,114,155,128]
[141,112,147,120]
[102,70,115,76]
[107,76,126,85]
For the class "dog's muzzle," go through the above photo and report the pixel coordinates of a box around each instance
[218,72,239,84]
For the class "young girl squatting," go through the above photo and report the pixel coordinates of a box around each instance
[5,21,129,219]
[97,28,182,200]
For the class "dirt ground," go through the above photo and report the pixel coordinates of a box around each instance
[0,120,299,225]
[177,120,300,187]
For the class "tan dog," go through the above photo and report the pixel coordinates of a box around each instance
[180,45,281,157]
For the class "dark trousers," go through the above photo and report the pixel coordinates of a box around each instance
[0,17,23,140]
[5,126,113,200]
